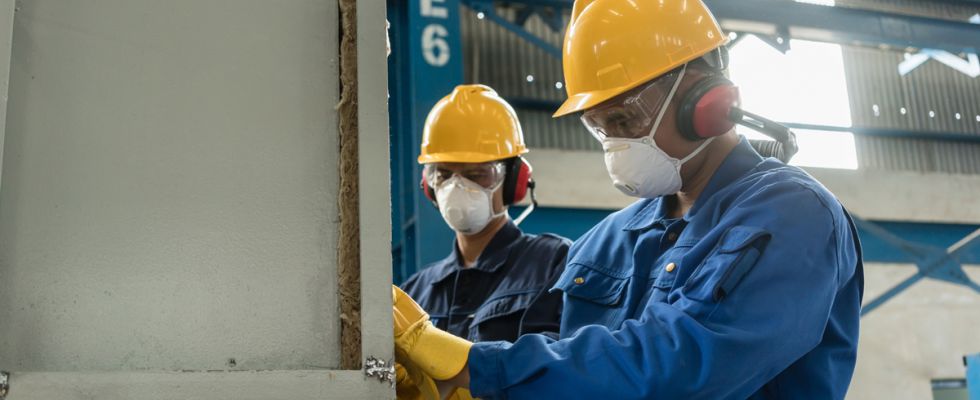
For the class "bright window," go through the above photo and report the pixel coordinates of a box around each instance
[728,34,858,170]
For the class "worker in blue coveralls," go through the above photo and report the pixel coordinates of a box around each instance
[392,1,864,399]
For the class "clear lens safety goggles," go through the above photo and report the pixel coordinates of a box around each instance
[580,68,684,141]
[424,161,506,190]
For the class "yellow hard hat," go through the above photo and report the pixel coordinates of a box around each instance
[553,0,728,118]
[418,84,528,164]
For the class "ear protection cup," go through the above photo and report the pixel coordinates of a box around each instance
[420,175,437,205]
[502,157,533,205]
[677,75,740,141]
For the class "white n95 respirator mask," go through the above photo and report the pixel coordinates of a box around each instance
[581,64,714,198]
[434,176,505,235]
[602,135,715,198]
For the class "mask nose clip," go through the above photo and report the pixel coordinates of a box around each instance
[603,142,632,153]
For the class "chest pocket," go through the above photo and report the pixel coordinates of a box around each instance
[552,262,630,331]
[470,290,536,326]
[683,225,771,302]
[553,262,629,306]
[467,290,536,341]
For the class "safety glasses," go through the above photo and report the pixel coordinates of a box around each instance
[580,68,684,141]
[424,161,506,190]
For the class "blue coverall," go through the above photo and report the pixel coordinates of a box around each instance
[467,138,864,399]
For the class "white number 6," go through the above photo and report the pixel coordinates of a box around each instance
[422,24,450,67]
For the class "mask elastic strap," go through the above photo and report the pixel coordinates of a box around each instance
[512,181,537,226]
[679,136,717,165]
[645,63,688,141]
[485,181,508,220]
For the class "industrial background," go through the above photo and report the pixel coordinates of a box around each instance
[387,0,980,399]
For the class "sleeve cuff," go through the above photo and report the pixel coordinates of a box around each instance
[467,341,512,399]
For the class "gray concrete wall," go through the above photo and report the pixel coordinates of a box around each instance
[7,370,390,400]
[848,264,980,400]
[0,0,342,372]
[0,0,394,397]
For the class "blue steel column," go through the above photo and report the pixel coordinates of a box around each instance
[388,0,463,283]
[968,353,980,400]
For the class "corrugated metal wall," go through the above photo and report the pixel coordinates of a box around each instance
[843,45,980,173]
[460,2,980,173]
[461,7,599,151]
[843,46,980,136]
[835,0,977,20]
[837,0,980,174]
[461,7,563,104]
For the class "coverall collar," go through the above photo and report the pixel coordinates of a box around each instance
[430,220,522,284]
[623,137,763,231]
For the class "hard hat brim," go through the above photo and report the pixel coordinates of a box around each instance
[417,149,528,164]
[553,87,626,118]
[552,41,728,119]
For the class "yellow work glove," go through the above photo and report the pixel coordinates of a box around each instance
[447,388,475,400]
[393,285,473,381]
[395,361,440,400]
[396,361,476,400]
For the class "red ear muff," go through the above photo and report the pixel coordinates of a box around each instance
[677,75,739,141]
[511,160,531,204]
[420,175,437,205]
[502,157,532,205]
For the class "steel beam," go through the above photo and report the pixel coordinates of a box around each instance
[781,123,980,144]
[857,219,980,316]
[705,0,980,53]
[487,0,980,54]
[963,353,980,400]
[967,353,980,400]
[462,0,563,58]
[387,0,463,282]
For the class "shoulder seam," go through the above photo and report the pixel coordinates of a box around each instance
[534,233,573,245]
[786,180,842,286]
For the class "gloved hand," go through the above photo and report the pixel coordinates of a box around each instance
[396,361,476,400]
[393,285,473,381]
[447,388,475,400]
[395,361,439,400]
